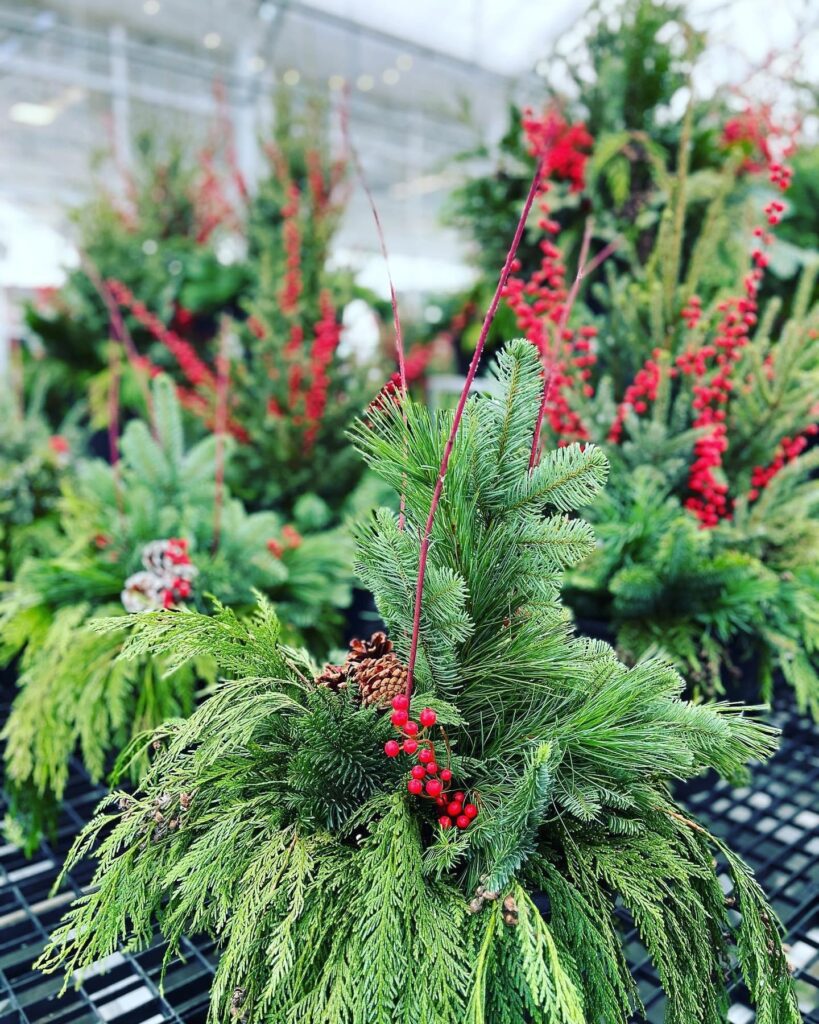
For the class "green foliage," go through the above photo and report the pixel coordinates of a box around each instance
[0,380,352,852]
[41,342,797,1022]
[0,380,80,580]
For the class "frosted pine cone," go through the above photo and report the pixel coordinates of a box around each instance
[121,571,165,613]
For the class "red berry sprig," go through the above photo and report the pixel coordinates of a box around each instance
[382,697,478,832]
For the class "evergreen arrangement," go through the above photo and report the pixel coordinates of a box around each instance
[446,0,814,350]
[40,336,798,1023]
[0,377,352,853]
[24,131,248,421]
[495,101,819,714]
[23,100,384,523]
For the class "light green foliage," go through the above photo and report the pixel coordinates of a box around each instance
[0,379,351,852]
[41,342,797,1023]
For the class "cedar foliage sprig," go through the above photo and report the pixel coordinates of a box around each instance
[40,341,797,1023]
[0,377,352,853]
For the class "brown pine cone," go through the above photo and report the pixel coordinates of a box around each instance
[347,631,393,663]
[353,651,408,708]
[315,663,349,692]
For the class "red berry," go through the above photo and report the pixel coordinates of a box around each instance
[435,795,447,807]
[418,748,434,764]
[425,779,443,798]
[438,816,452,829]
[447,801,462,817]
[426,762,439,775]
[419,708,437,728]
[411,765,426,780]
[403,721,419,736]
[454,791,465,802]
[439,768,452,782]
[407,779,423,795]
[456,814,470,829]
[402,739,418,755]
[384,740,400,758]
[390,710,408,727]
[464,803,478,819]
[391,694,409,711]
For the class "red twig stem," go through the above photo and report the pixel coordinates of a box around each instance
[82,256,158,438]
[211,321,231,554]
[341,95,410,527]
[404,161,544,698]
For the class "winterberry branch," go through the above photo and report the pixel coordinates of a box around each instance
[528,217,594,470]
[404,161,544,699]
[82,256,158,439]
[211,320,231,554]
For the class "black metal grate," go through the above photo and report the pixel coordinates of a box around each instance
[629,698,819,1023]
[1,699,816,1024]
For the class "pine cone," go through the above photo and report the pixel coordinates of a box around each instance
[353,652,408,708]
[346,631,392,663]
[315,663,349,692]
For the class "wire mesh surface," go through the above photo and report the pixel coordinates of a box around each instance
[0,698,816,1024]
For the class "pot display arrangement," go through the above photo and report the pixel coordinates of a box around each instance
[0,376,353,854]
[39,329,798,1022]
[497,120,819,715]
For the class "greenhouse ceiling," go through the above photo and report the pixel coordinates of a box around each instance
[0,0,816,291]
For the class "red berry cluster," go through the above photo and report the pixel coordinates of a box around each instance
[502,187,595,442]
[303,290,342,450]
[748,425,819,501]
[681,294,702,330]
[48,434,70,456]
[383,698,479,832]
[764,199,786,226]
[521,106,594,193]
[108,279,216,389]
[279,183,303,316]
[160,537,195,607]
[721,105,776,174]
[366,372,404,425]
[266,524,303,559]
[194,148,241,244]
[678,155,794,527]
[769,162,793,191]
[608,348,664,443]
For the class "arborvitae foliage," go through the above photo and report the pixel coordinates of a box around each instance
[0,377,351,853]
[41,342,797,1023]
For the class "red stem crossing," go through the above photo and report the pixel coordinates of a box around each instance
[404,161,544,698]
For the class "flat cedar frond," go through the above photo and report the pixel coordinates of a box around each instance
[41,342,798,1023]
